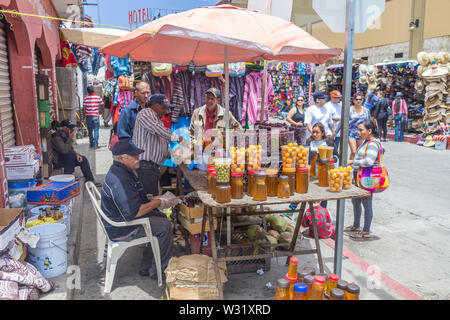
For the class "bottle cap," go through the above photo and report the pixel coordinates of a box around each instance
[346,283,360,294]
[277,279,290,288]
[248,171,256,175]
[297,167,309,172]
[337,280,348,290]
[293,283,308,293]
[255,172,266,178]
[207,166,216,173]
[329,274,339,282]
[289,257,298,265]
[331,288,345,300]
[265,169,278,176]
[231,172,243,177]
[299,267,315,276]
[211,172,216,177]
[303,275,314,284]
[313,275,326,284]
[330,159,335,164]
[316,273,329,281]
[285,273,298,283]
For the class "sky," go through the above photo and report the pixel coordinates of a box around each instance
[84,0,219,30]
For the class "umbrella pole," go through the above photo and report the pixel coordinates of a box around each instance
[224,46,230,156]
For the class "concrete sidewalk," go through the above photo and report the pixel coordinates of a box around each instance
[40,125,420,300]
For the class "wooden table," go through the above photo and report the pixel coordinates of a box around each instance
[177,164,370,299]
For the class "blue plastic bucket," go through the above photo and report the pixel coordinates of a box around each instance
[27,223,67,278]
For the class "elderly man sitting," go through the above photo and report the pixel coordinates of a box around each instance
[100,138,177,279]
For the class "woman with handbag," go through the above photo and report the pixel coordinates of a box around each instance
[392,92,408,142]
[345,120,385,240]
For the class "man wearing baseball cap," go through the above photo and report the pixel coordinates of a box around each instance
[51,119,100,187]
[304,91,336,140]
[132,93,184,197]
[101,138,173,279]
[189,87,241,149]
[325,90,342,157]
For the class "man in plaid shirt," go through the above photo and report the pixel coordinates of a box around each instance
[301,202,336,240]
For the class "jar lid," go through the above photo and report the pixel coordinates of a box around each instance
[331,288,345,299]
[285,273,298,283]
[313,275,326,284]
[337,279,348,290]
[317,273,329,280]
[277,279,290,288]
[282,167,296,173]
[303,275,314,284]
[299,267,315,276]
[329,274,339,282]
[293,283,308,293]
[211,172,216,176]
[330,159,335,164]
[255,172,266,178]
[289,257,298,265]
[279,176,289,181]
[207,166,216,173]
[231,173,243,177]
[346,283,360,294]
[297,167,309,172]
[248,171,256,175]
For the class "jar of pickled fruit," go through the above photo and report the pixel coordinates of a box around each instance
[231,173,244,199]
[282,143,297,170]
[340,166,353,189]
[247,171,256,197]
[215,183,231,203]
[230,146,246,174]
[328,169,344,192]
[318,159,330,187]
[247,145,262,172]
[296,167,309,194]
[215,158,231,184]
[265,169,278,197]
[310,151,318,177]
[282,168,296,195]
[207,166,215,194]
[296,146,309,169]
[277,176,291,199]
[210,172,217,199]
[253,172,267,201]
[329,158,335,171]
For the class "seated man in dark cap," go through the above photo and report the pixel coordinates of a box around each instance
[51,119,101,187]
[101,138,173,280]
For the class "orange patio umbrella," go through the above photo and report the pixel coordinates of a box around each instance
[101,4,340,65]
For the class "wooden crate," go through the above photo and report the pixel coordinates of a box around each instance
[179,203,217,219]
[178,213,217,235]
[166,285,221,300]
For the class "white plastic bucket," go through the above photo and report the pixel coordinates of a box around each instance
[27,223,67,278]
[29,205,71,235]
[49,174,75,182]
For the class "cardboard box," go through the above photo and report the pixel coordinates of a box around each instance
[179,203,217,219]
[6,159,40,180]
[27,181,80,205]
[4,145,37,166]
[166,285,221,300]
[0,208,25,251]
[178,212,217,235]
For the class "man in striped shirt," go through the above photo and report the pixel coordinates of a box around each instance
[132,94,184,197]
[83,85,104,149]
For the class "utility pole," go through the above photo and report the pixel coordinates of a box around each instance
[82,0,101,24]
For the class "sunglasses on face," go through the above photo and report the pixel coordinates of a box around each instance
[355,98,362,101]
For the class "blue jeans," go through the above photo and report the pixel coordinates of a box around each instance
[86,116,100,147]
[351,193,374,233]
[394,114,405,142]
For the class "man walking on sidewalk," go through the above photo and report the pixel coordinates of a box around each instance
[83,85,104,149]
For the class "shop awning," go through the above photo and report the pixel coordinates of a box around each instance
[60,27,130,48]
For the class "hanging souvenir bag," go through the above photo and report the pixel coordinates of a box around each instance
[205,64,224,77]
[151,63,173,76]
[356,140,390,193]
[228,62,246,77]
[118,75,130,90]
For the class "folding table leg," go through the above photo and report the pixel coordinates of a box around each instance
[309,202,324,273]
[208,206,224,300]
[285,202,307,265]
[200,206,207,254]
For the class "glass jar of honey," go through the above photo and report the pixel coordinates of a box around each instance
[296,146,309,169]
[326,274,339,296]
[328,169,344,192]
[265,169,278,197]
[293,283,308,300]
[285,273,298,300]
[310,275,326,300]
[340,166,353,190]
[282,168,296,196]
[277,176,291,199]
[330,288,345,300]
[310,151,318,177]
[210,172,217,199]
[275,279,290,300]
[215,183,231,203]
[282,144,297,170]
[253,173,267,201]
[318,159,330,187]
[231,173,244,199]
[287,257,298,279]
[247,171,256,197]
[345,283,360,300]
[296,167,309,194]
[303,275,314,300]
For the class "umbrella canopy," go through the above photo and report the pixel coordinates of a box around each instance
[61,27,130,48]
[101,4,341,65]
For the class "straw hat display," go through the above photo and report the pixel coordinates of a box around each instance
[358,64,378,91]
[417,51,450,126]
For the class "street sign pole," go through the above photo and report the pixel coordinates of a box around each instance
[334,0,356,277]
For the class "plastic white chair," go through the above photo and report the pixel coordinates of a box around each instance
[85,181,163,293]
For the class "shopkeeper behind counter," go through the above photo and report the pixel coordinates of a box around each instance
[189,88,242,150]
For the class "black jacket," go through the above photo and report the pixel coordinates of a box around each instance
[374,97,390,119]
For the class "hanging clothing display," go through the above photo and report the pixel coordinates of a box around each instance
[91,48,103,76]
[104,54,115,80]
[242,71,274,126]
[143,72,174,101]
[189,73,222,110]
[60,39,77,68]
[111,55,132,77]
[171,70,191,122]
[116,90,134,112]
[71,15,93,72]
[229,76,245,123]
